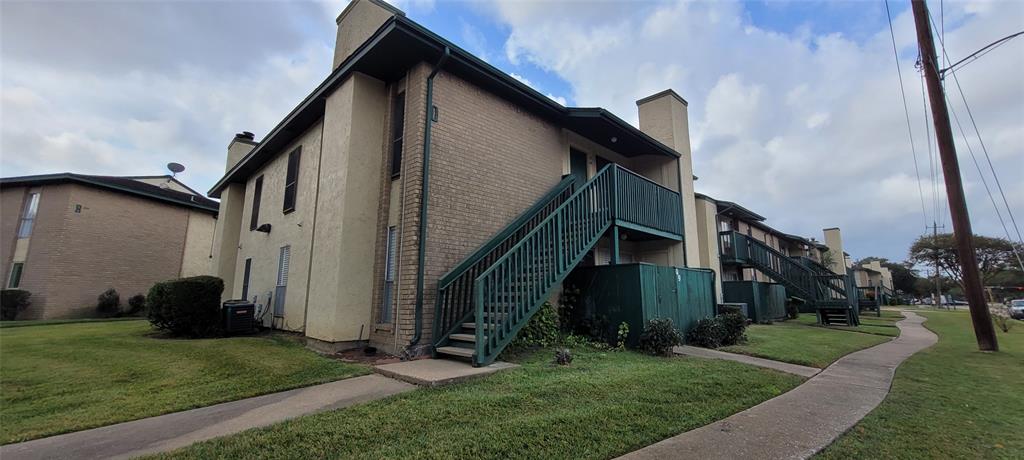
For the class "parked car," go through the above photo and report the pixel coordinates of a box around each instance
[1009,299,1024,320]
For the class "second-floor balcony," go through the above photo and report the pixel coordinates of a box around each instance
[609,165,683,240]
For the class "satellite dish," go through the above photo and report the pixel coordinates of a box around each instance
[167,162,185,176]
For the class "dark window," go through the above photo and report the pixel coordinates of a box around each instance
[8,263,24,288]
[241,258,252,301]
[380,226,397,323]
[390,92,406,178]
[250,175,263,230]
[283,147,301,213]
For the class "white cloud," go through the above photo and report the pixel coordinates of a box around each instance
[485,0,1024,260]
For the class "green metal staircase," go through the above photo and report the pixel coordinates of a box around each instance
[433,164,683,366]
[719,231,858,326]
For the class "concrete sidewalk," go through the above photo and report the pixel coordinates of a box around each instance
[619,311,937,460]
[0,374,415,460]
[674,345,821,378]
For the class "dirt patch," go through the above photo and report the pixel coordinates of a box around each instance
[333,348,402,365]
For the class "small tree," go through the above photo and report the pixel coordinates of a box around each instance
[96,288,121,317]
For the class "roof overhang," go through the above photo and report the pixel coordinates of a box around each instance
[209,15,679,198]
[1,173,219,214]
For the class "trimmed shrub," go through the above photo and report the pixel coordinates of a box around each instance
[553,348,573,365]
[1,289,31,321]
[96,288,121,317]
[719,312,748,345]
[638,318,683,356]
[147,276,224,338]
[124,294,147,317]
[718,304,742,316]
[686,317,728,348]
[687,313,749,348]
[510,301,560,349]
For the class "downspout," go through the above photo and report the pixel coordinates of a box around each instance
[408,47,450,351]
[301,106,327,334]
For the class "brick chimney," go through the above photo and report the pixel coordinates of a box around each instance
[637,89,699,267]
[226,131,256,173]
[332,0,405,70]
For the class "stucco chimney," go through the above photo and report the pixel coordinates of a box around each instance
[637,89,699,267]
[333,0,405,70]
[823,227,846,274]
[226,131,256,173]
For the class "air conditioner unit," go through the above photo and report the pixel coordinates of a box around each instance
[222,300,256,335]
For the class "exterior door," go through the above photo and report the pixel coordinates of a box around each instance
[569,149,587,188]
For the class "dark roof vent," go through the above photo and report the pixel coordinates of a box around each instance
[235,131,255,141]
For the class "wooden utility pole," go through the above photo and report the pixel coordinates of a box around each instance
[911,0,998,350]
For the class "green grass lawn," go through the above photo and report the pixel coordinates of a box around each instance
[791,313,901,337]
[0,320,368,444]
[818,311,1024,459]
[155,348,803,460]
[721,317,892,368]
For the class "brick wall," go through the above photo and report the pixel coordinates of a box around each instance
[376,67,567,352]
[4,183,192,318]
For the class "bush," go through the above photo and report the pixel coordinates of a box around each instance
[510,301,560,349]
[993,315,1013,333]
[147,276,224,338]
[638,318,683,356]
[719,312,748,345]
[124,294,146,317]
[687,313,748,348]
[553,348,573,365]
[718,304,742,316]
[616,321,629,350]
[686,317,728,348]
[96,288,121,317]
[1,289,31,321]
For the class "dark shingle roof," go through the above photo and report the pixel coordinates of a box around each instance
[0,173,218,214]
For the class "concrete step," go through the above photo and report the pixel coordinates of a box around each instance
[436,346,475,358]
[462,322,496,330]
[449,333,478,343]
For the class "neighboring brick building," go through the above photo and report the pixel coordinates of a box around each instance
[209,0,705,363]
[0,173,218,319]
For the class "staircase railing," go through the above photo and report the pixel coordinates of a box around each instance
[796,256,850,300]
[719,231,850,307]
[472,165,619,365]
[432,176,576,349]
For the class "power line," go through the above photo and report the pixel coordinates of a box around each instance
[884,0,929,229]
[941,30,1024,76]
[928,11,1024,247]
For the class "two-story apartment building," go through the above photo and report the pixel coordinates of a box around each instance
[209,0,707,364]
[692,193,860,324]
[0,173,218,319]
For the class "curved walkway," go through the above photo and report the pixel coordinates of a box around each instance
[619,310,937,460]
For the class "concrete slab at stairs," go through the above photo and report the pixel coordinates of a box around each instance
[374,359,519,387]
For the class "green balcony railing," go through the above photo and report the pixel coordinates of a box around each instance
[612,166,683,237]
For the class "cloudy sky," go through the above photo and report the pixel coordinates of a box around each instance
[2,0,1021,263]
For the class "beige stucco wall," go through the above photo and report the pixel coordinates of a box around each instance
[637,91,699,269]
[234,119,325,333]
[179,210,216,277]
[332,0,401,69]
[305,72,386,343]
[694,196,723,299]
[823,227,845,274]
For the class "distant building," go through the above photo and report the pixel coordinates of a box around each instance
[1,173,218,319]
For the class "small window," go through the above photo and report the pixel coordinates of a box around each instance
[283,147,301,213]
[241,258,252,301]
[274,246,290,317]
[380,227,397,323]
[250,175,263,230]
[8,263,24,288]
[17,192,39,238]
[390,92,406,178]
